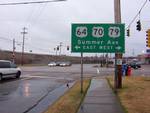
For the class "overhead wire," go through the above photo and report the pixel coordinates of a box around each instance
[23,0,58,54]
[0,37,13,42]
[24,5,37,27]
[0,36,54,53]
[0,0,59,54]
[126,0,148,29]
[0,0,68,54]
[24,0,49,27]
[0,0,66,6]
[27,3,48,27]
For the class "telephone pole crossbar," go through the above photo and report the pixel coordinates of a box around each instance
[21,27,27,66]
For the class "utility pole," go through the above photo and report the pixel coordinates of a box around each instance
[132,49,135,56]
[114,0,122,90]
[21,27,27,66]
[59,42,62,55]
[12,38,15,63]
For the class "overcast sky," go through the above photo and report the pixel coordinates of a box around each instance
[0,0,150,57]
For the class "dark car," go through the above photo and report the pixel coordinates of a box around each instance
[55,61,62,66]
[128,62,141,69]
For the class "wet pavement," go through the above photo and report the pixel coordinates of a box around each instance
[78,78,124,113]
[0,76,73,113]
[1,64,149,113]
[27,82,75,113]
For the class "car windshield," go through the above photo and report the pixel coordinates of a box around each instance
[49,62,55,64]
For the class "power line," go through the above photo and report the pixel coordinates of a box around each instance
[0,0,66,6]
[0,36,54,54]
[25,3,48,28]
[0,37,12,42]
[126,0,148,29]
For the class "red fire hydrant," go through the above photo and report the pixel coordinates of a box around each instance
[127,66,132,76]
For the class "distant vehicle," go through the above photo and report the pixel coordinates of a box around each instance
[0,60,21,81]
[59,61,72,67]
[128,62,141,69]
[55,61,62,66]
[48,62,56,67]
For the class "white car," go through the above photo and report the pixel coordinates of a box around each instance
[0,60,21,81]
[59,61,72,67]
[59,62,66,67]
[48,62,56,67]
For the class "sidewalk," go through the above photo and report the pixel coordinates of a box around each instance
[78,78,124,113]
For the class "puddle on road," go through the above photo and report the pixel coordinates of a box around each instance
[0,77,65,100]
[0,77,68,113]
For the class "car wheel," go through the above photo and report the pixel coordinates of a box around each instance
[0,74,3,81]
[16,71,21,78]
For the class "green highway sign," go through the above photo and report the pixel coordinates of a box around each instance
[71,23,125,53]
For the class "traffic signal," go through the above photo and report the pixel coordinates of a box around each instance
[67,46,69,50]
[136,20,141,31]
[127,29,130,37]
[57,46,59,51]
[146,29,150,48]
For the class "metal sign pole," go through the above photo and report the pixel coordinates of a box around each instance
[114,56,118,93]
[81,52,83,93]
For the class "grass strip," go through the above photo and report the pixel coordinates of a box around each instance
[43,79,91,113]
[107,76,150,113]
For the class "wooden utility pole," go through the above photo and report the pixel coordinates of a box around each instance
[12,38,15,63]
[114,0,122,89]
[21,27,27,66]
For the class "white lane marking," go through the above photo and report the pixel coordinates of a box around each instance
[97,68,100,74]
[21,73,73,81]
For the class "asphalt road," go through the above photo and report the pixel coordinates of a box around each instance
[0,64,149,113]
[21,64,114,79]
[22,64,150,78]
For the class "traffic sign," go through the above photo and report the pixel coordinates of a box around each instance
[71,23,125,53]
[146,49,150,53]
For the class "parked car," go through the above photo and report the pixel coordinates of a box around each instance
[0,60,21,81]
[48,62,56,67]
[128,62,141,69]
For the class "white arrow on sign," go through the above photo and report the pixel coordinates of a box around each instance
[115,46,122,50]
[75,45,80,50]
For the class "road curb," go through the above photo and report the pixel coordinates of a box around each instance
[25,82,75,113]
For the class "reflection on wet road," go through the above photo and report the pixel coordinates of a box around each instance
[1,64,149,113]
[0,76,68,113]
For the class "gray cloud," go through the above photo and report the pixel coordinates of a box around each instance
[0,0,149,56]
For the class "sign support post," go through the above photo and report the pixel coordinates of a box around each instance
[80,52,83,93]
[71,23,125,93]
